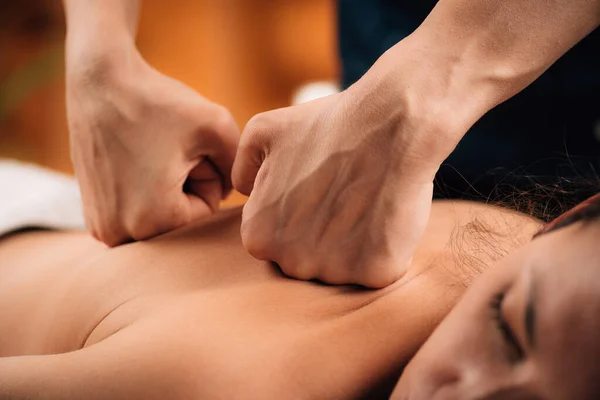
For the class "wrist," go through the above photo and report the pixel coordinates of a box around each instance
[64,0,141,80]
[65,38,143,90]
[348,34,503,176]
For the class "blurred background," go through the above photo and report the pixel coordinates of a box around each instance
[3,0,598,211]
[0,0,338,204]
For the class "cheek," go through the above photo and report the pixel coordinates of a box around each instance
[393,269,514,396]
[393,251,526,394]
[391,313,473,398]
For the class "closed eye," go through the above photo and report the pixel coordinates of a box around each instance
[490,292,524,363]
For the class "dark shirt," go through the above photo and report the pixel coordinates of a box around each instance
[338,0,600,201]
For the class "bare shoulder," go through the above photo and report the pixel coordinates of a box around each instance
[430,199,542,230]
[428,199,542,251]
[0,322,200,400]
[414,199,543,285]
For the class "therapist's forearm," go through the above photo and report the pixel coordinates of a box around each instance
[414,0,600,107]
[63,0,142,71]
[352,0,599,169]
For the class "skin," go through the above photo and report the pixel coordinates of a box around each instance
[0,201,539,399]
[392,216,600,399]
[64,0,239,246]
[64,0,599,288]
[232,0,600,288]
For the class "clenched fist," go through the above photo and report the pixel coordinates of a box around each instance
[232,74,450,288]
[66,50,239,246]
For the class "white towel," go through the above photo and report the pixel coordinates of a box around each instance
[0,160,85,237]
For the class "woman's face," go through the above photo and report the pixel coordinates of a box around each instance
[392,219,600,400]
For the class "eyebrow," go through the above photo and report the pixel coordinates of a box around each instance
[525,270,537,348]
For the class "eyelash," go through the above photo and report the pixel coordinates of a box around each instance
[490,292,525,363]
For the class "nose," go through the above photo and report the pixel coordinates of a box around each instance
[414,368,508,400]
[430,374,511,400]
[392,368,462,400]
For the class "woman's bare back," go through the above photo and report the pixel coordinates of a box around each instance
[0,202,540,399]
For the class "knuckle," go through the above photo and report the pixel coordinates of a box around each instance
[212,106,236,133]
[282,260,317,282]
[83,202,132,247]
[360,266,402,289]
[314,251,353,286]
[242,113,275,148]
[105,235,125,248]
[243,238,271,261]
[86,216,112,246]
[128,225,157,242]
[244,113,269,135]
[89,227,103,243]
[318,269,348,286]
[127,205,180,242]
[95,226,124,247]
[240,220,272,261]
[275,249,317,281]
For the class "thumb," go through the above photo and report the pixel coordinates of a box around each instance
[185,182,221,219]
[185,158,223,215]
[189,106,240,197]
[232,115,274,196]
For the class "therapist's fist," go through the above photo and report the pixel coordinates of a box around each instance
[66,52,239,246]
[232,84,441,289]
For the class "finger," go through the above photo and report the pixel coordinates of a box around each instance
[92,212,132,247]
[193,107,240,197]
[240,193,279,261]
[184,177,222,214]
[232,114,275,196]
[80,192,129,247]
[185,191,216,221]
[188,157,217,180]
[189,157,235,200]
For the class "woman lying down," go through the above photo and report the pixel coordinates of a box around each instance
[0,161,599,399]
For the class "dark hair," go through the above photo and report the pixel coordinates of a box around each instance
[534,193,600,238]
[445,190,600,287]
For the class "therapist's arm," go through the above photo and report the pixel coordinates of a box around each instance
[62,0,240,247]
[63,0,140,63]
[231,0,599,288]
[375,0,600,155]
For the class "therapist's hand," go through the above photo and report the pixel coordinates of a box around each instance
[66,51,239,246]
[233,93,434,288]
[232,30,493,288]
[232,46,473,288]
